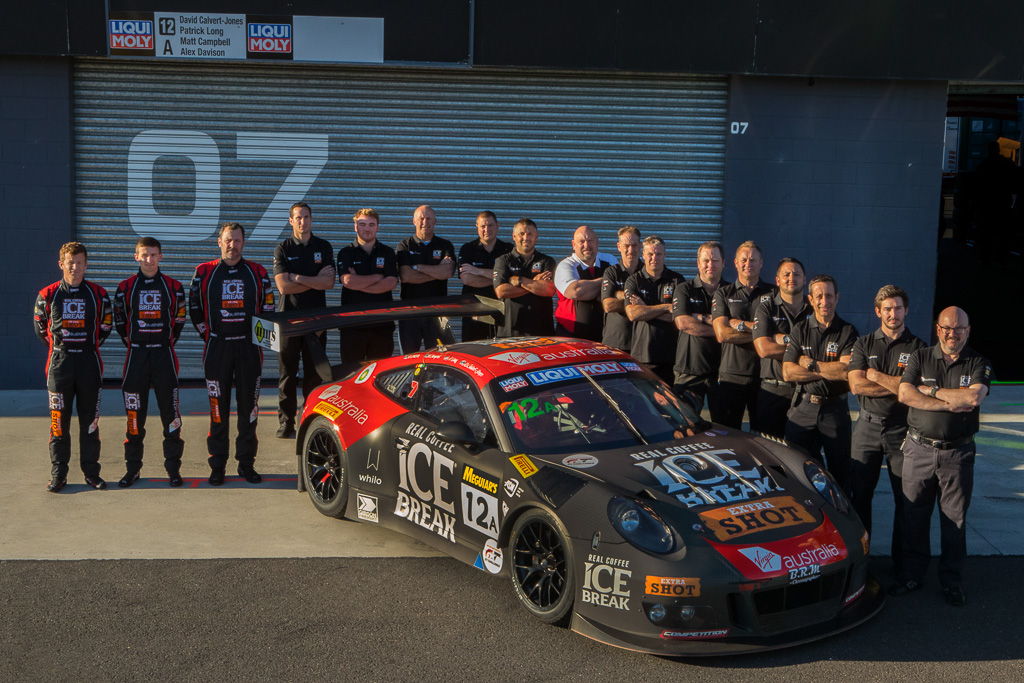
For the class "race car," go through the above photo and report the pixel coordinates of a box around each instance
[254,300,884,655]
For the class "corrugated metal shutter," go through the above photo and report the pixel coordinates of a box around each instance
[73,58,727,379]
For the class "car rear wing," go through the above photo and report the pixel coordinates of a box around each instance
[251,294,504,380]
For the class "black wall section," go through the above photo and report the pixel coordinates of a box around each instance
[0,57,75,389]
[722,76,948,338]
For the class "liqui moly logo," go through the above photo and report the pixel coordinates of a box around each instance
[248,22,292,52]
[109,20,154,49]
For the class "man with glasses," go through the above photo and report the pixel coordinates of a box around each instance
[890,307,991,607]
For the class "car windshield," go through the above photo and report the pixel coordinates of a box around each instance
[496,370,707,455]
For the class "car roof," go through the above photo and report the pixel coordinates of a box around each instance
[380,337,635,388]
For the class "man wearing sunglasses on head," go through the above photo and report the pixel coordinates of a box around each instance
[889,306,992,608]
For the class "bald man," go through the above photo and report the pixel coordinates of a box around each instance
[554,225,616,341]
[890,307,992,607]
[397,204,455,353]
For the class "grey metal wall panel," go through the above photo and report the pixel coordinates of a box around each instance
[73,59,726,378]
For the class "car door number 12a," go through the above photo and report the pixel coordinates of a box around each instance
[461,484,499,539]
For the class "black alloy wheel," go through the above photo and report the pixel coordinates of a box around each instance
[509,508,575,625]
[301,416,348,518]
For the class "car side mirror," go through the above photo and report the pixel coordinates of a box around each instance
[438,421,479,447]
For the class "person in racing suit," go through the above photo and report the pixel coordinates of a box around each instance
[113,236,187,487]
[34,241,113,492]
[189,222,274,486]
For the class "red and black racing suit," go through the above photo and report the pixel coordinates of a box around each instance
[114,269,186,476]
[188,258,274,470]
[34,279,113,480]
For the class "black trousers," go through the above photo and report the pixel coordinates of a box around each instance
[342,324,394,365]
[278,331,326,427]
[849,413,909,569]
[751,382,793,439]
[710,375,758,429]
[399,317,444,354]
[46,350,102,480]
[784,396,852,493]
[900,437,975,588]
[672,373,716,415]
[122,345,184,475]
[203,338,262,470]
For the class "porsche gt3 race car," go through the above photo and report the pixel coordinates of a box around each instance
[254,302,884,655]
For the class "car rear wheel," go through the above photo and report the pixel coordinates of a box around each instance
[301,416,348,518]
[509,508,575,625]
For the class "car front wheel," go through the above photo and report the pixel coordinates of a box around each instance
[509,508,575,625]
[301,416,348,518]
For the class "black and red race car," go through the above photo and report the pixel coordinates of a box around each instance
[253,298,884,655]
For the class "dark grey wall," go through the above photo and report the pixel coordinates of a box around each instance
[722,76,948,339]
[0,57,74,389]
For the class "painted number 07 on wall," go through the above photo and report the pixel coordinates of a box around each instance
[126,129,328,241]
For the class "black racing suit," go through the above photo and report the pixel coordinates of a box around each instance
[189,258,274,470]
[114,269,186,476]
[34,279,113,480]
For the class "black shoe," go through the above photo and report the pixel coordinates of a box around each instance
[118,471,141,488]
[943,585,966,607]
[84,476,107,490]
[208,468,225,486]
[276,424,296,439]
[238,465,262,484]
[46,478,67,493]
[888,579,923,596]
[168,472,183,487]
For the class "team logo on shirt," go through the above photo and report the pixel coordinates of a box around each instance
[531,262,542,273]
[62,299,86,328]
[661,284,674,301]
[761,294,771,303]
[432,250,442,260]
[139,290,162,319]
[222,280,244,308]
[960,375,972,387]
[897,352,911,369]
[314,252,322,264]
[375,257,385,268]
[825,341,839,359]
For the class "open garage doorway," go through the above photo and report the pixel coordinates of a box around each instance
[936,86,1024,380]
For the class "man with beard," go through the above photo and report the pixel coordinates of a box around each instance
[554,225,617,341]
[600,225,641,352]
[493,219,556,336]
[782,275,858,492]
[847,285,926,578]
[672,241,728,413]
[751,257,811,438]
[337,208,399,363]
[458,211,511,341]
[625,236,682,385]
[890,307,991,607]
[711,241,774,428]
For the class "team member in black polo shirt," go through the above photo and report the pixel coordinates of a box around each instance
[337,208,399,364]
[625,236,681,385]
[493,218,556,336]
[847,285,926,576]
[891,306,991,607]
[272,202,335,438]
[782,274,858,492]
[711,240,773,428]
[458,211,512,341]
[554,225,616,341]
[751,257,811,438]
[672,241,727,413]
[397,205,455,353]
[600,225,641,352]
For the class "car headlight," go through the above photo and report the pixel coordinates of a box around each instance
[803,460,850,513]
[608,497,675,554]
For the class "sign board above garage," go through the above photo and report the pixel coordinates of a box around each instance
[108,12,383,63]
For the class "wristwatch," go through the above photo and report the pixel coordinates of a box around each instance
[736,321,747,332]
[807,359,819,373]
[412,264,419,272]
[929,385,939,398]
[783,334,791,345]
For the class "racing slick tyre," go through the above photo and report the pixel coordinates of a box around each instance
[301,416,348,518]
[509,508,575,626]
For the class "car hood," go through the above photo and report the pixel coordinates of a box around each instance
[530,427,810,511]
